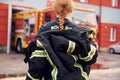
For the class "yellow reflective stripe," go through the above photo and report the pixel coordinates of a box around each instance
[71,55,89,80]
[37,40,44,48]
[44,50,58,80]
[51,66,58,80]
[71,55,78,62]
[67,40,76,55]
[27,73,39,80]
[79,44,96,62]
[74,63,89,80]
[30,50,47,59]
[42,76,44,80]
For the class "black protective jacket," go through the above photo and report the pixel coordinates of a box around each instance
[24,27,98,80]
[38,18,77,34]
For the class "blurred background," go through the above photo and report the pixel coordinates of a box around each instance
[0,0,120,80]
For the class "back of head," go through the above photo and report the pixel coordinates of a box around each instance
[53,0,74,29]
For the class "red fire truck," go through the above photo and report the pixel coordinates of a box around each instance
[11,6,98,53]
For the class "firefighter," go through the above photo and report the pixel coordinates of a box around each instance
[24,0,98,80]
[24,27,98,80]
[38,0,75,33]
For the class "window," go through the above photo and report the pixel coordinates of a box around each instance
[110,27,116,41]
[24,17,35,37]
[70,10,97,27]
[112,0,118,7]
[80,0,88,2]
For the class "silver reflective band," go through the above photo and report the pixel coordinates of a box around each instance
[72,55,89,80]
[79,44,96,62]
[27,73,39,80]
[37,40,44,48]
[30,50,47,59]
[71,55,78,62]
[42,76,44,80]
[74,63,89,80]
[44,50,58,80]
[67,40,76,55]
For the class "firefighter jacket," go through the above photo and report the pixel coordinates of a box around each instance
[24,27,98,80]
[38,18,77,34]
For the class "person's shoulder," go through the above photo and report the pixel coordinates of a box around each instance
[65,19,78,28]
[43,19,58,27]
[38,19,58,33]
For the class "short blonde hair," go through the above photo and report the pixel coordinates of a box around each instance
[53,0,74,29]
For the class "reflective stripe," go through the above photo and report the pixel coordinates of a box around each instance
[37,40,44,48]
[79,44,96,62]
[30,50,47,59]
[71,55,78,62]
[44,50,58,80]
[27,73,39,80]
[42,76,44,80]
[67,40,76,55]
[29,49,58,80]
[30,49,58,80]
[74,63,89,80]
[51,66,58,80]
[72,55,89,80]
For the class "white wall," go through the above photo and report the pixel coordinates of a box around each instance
[102,7,120,24]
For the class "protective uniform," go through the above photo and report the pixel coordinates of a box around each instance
[24,26,98,80]
[38,18,77,34]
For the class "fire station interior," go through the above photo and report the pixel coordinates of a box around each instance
[11,7,29,53]
[11,8,23,36]
[10,8,23,52]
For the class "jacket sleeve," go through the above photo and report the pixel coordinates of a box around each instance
[25,40,50,80]
[26,57,48,80]
[26,56,50,80]
[77,39,98,65]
